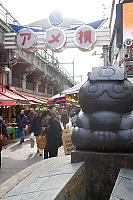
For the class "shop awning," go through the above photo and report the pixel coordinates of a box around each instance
[0,88,28,102]
[0,101,17,106]
[61,80,86,95]
[18,92,48,104]
[0,93,14,101]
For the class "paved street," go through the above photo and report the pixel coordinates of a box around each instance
[0,136,65,185]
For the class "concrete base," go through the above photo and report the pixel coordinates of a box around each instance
[71,150,133,200]
[1,156,86,200]
[110,168,133,200]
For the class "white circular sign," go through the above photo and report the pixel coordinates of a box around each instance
[16,28,36,50]
[74,26,96,50]
[49,11,63,26]
[46,27,66,50]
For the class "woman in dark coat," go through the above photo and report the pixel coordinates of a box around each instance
[42,110,62,159]
[0,116,8,167]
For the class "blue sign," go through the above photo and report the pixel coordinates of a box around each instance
[49,11,63,26]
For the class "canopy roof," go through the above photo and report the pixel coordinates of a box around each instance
[61,80,86,95]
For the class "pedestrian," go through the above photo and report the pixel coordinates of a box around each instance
[28,108,36,133]
[0,116,8,167]
[17,109,27,144]
[31,110,43,156]
[70,109,76,126]
[49,105,59,120]
[61,110,69,129]
[42,109,62,159]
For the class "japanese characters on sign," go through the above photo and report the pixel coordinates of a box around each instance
[16,28,36,50]
[15,26,97,52]
[74,26,96,50]
[46,27,66,50]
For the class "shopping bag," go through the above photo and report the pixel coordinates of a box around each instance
[30,132,35,148]
[30,132,34,139]
[30,138,35,148]
[0,134,8,147]
[37,135,46,149]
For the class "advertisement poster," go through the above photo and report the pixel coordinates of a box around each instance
[123,2,133,42]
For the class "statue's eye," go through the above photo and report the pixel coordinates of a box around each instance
[88,84,98,93]
[113,85,124,93]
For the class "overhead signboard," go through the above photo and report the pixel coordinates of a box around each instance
[4,17,110,52]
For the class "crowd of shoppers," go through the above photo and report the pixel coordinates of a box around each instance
[0,104,80,167]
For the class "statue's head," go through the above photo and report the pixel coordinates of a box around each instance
[79,67,133,113]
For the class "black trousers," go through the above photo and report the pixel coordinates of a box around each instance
[44,148,58,159]
[0,150,1,167]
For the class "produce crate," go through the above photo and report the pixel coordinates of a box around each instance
[15,127,19,139]
[8,128,15,140]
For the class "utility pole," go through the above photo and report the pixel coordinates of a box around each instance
[60,59,75,82]
[103,45,109,67]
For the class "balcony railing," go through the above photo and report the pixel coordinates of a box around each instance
[12,78,21,88]
[26,82,34,91]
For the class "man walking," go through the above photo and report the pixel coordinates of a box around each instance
[42,110,62,159]
[17,109,27,144]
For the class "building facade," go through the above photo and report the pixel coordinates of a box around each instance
[109,0,133,77]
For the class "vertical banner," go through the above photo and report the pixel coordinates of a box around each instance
[123,2,133,42]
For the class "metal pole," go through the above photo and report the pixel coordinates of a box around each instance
[103,45,109,67]
[2,70,3,92]
[81,75,83,82]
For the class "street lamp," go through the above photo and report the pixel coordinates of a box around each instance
[2,67,10,92]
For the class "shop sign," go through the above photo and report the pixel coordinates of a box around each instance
[16,28,36,50]
[74,25,96,50]
[46,27,66,50]
[49,85,53,90]
[62,129,75,155]
[36,80,41,85]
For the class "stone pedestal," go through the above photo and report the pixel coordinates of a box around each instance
[71,150,133,200]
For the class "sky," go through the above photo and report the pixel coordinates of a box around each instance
[1,0,111,82]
